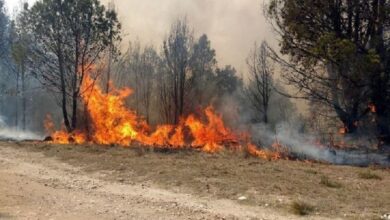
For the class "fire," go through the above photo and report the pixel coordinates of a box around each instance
[44,115,87,144]
[368,103,376,113]
[45,72,283,159]
[50,131,86,145]
[247,143,282,160]
[185,107,239,152]
[339,127,347,135]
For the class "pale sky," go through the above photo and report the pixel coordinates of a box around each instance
[5,0,276,75]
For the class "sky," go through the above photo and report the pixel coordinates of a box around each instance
[5,0,277,75]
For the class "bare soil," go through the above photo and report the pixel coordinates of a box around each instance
[0,141,389,219]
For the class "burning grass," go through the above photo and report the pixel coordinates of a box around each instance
[39,69,390,168]
[44,72,283,161]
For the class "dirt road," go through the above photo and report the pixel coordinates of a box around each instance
[0,142,338,220]
[1,141,389,219]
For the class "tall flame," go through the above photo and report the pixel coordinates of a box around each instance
[46,72,282,159]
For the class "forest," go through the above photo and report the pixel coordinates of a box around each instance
[0,1,389,219]
[0,0,389,156]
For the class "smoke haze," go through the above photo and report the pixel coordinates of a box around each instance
[0,115,42,141]
[251,123,389,166]
[6,0,276,74]
[102,0,275,73]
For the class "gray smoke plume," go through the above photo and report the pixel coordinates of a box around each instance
[251,123,390,167]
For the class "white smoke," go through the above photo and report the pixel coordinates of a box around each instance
[251,122,389,167]
[0,115,42,141]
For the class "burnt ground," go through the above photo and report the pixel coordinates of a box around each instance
[0,141,389,220]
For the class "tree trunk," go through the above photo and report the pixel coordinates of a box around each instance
[263,104,269,124]
[58,49,71,132]
[179,68,185,120]
[372,0,390,146]
[173,72,179,124]
[21,64,26,131]
[15,71,19,129]
[71,92,78,130]
[106,43,112,94]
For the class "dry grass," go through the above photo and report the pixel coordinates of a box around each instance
[320,176,342,188]
[358,171,383,180]
[8,141,390,220]
[304,169,318,175]
[290,201,314,216]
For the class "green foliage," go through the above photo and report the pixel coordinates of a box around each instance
[25,0,121,131]
[266,0,390,138]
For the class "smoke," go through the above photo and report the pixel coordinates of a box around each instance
[103,0,275,73]
[251,122,390,167]
[0,115,42,141]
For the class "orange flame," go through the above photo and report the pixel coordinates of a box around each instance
[45,72,283,159]
[368,103,376,113]
[339,127,347,135]
[185,106,238,152]
[247,143,282,160]
[81,75,140,146]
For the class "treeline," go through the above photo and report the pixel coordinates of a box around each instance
[0,0,297,134]
[2,0,389,150]
[107,19,298,129]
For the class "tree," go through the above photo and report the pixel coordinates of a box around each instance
[187,34,217,111]
[0,0,8,58]
[215,65,242,96]
[113,42,160,124]
[213,65,245,127]
[267,0,390,143]
[246,41,274,124]
[163,18,193,124]
[27,0,121,132]
[0,0,11,122]
[105,0,118,94]
[156,57,174,124]
[9,2,32,130]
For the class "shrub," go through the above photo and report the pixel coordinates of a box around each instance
[290,201,314,216]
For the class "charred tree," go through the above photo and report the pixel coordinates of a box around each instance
[246,41,274,124]
[163,18,193,124]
